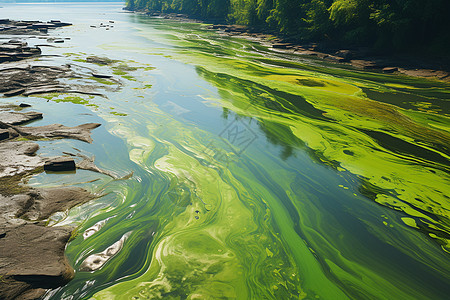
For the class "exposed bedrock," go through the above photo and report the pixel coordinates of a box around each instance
[0,224,73,300]
[0,19,72,36]
[0,111,43,125]
[0,106,107,299]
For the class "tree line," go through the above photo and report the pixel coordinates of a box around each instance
[126,0,450,55]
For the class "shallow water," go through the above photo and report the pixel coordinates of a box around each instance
[1,2,449,299]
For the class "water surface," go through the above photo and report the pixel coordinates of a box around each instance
[1,3,449,299]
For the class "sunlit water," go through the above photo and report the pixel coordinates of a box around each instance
[1,2,449,299]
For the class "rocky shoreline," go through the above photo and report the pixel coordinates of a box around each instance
[0,105,104,299]
[0,20,117,300]
[211,24,450,81]
[131,10,450,82]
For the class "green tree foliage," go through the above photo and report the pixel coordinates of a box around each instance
[125,0,450,55]
[228,0,257,25]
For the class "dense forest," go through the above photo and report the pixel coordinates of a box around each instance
[126,0,450,55]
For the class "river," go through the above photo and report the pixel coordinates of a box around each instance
[1,2,449,299]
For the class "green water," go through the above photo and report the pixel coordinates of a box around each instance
[2,3,449,299]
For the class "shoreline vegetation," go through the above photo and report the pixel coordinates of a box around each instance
[124,0,450,82]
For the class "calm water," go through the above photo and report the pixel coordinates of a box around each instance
[1,3,449,299]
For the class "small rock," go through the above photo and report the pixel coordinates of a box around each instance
[383,67,398,73]
[92,73,112,79]
[8,39,25,46]
[335,50,353,61]
[44,157,76,172]
[350,59,380,70]
[53,39,64,43]
[0,129,9,141]
[272,43,292,49]
[211,24,228,30]
[4,88,25,97]
[316,53,329,59]
[86,56,114,65]
[57,22,72,27]
[19,103,32,108]
[325,55,346,63]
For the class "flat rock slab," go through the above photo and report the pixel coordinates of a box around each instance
[92,72,112,79]
[44,157,76,172]
[325,55,346,63]
[0,224,74,300]
[19,123,101,143]
[398,68,449,79]
[0,185,95,298]
[0,224,72,276]
[0,129,9,141]
[76,153,117,178]
[0,141,42,177]
[22,86,67,96]
[350,59,387,70]
[383,67,398,73]
[0,40,41,64]
[0,19,71,37]
[0,111,43,125]
[3,88,25,97]
[16,187,95,221]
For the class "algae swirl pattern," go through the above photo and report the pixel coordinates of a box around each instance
[39,12,450,300]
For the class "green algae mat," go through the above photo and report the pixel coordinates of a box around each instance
[4,3,448,300]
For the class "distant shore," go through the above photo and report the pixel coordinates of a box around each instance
[126,9,450,82]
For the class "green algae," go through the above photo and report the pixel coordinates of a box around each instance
[70,54,155,85]
[0,167,43,196]
[121,75,136,81]
[110,111,127,116]
[89,116,310,299]
[47,17,450,300]
[113,20,449,298]
[113,64,138,72]
[112,70,126,75]
[36,93,100,108]
[89,76,116,85]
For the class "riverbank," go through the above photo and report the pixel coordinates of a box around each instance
[0,20,118,299]
[129,10,450,82]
